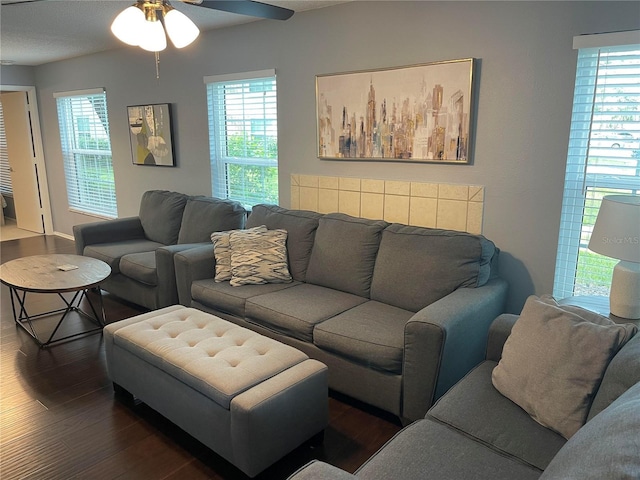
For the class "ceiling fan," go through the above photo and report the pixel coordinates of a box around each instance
[0,0,294,21]
[2,0,294,76]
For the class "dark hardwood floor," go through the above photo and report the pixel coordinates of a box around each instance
[0,235,401,480]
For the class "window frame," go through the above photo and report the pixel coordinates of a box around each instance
[204,69,279,208]
[553,32,640,299]
[54,88,117,218]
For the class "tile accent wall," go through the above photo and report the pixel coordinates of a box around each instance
[291,175,485,234]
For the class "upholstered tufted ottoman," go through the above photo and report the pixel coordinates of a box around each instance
[104,305,328,477]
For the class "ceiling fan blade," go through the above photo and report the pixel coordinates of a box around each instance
[1,0,48,5]
[185,1,294,21]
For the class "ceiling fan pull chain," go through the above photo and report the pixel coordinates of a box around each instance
[155,51,160,80]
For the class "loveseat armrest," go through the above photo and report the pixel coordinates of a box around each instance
[287,460,358,480]
[174,244,216,306]
[402,277,508,422]
[156,243,208,308]
[485,313,519,362]
[73,216,145,255]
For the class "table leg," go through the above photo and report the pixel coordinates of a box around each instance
[10,287,106,348]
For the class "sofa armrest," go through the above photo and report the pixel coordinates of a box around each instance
[402,277,508,422]
[485,313,519,362]
[287,460,357,480]
[73,217,145,255]
[156,243,208,308]
[174,244,216,306]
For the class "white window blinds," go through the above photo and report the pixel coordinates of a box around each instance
[205,70,279,208]
[553,37,640,298]
[0,100,12,195]
[55,89,117,218]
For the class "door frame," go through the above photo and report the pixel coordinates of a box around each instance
[1,85,53,234]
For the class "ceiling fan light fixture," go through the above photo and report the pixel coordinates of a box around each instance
[138,13,167,52]
[163,8,200,49]
[110,4,145,46]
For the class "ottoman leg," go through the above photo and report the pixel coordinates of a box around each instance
[113,382,135,403]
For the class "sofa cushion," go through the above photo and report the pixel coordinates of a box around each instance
[177,196,246,244]
[305,214,388,298]
[313,301,413,374]
[139,190,189,245]
[491,295,637,439]
[245,283,368,342]
[246,205,321,282]
[355,417,542,480]
[119,251,157,286]
[83,239,164,274]
[229,229,293,286]
[588,330,640,420]
[191,279,299,318]
[370,224,496,312]
[428,361,566,470]
[540,381,640,480]
[211,226,267,282]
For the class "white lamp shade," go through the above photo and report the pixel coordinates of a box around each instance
[111,5,145,46]
[588,195,640,263]
[139,18,167,52]
[164,9,200,48]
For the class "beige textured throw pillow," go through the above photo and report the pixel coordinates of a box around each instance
[492,295,637,439]
[229,228,292,287]
[211,226,267,282]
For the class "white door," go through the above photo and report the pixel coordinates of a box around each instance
[1,91,44,233]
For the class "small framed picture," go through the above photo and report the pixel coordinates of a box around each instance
[127,103,176,166]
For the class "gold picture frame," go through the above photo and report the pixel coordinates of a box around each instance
[316,58,475,164]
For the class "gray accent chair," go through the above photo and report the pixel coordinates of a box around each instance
[73,190,246,310]
[288,314,640,480]
[174,204,508,423]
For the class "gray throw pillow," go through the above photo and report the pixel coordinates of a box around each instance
[229,229,293,287]
[492,295,637,439]
[211,226,266,282]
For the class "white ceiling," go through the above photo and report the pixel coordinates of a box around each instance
[0,0,349,66]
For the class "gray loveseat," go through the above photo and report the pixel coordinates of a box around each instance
[73,190,246,310]
[174,204,508,423]
[289,313,640,479]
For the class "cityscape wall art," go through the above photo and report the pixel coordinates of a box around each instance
[316,58,475,164]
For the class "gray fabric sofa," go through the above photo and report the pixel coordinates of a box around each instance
[174,204,508,423]
[73,190,246,310]
[288,313,640,479]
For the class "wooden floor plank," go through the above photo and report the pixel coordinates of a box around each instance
[0,235,402,479]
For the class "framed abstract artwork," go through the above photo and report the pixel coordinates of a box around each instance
[316,58,475,164]
[127,103,176,166]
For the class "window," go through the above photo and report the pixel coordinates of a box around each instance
[0,100,12,195]
[54,89,117,218]
[205,70,279,208]
[554,32,640,299]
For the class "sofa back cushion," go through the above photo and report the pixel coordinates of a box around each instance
[305,213,388,298]
[539,381,640,480]
[246,204,322,282]
[587,329,640,420]
[178,196,246,244]
[139,190,189,245]
[370,224,496,312]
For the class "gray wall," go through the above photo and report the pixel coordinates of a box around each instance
[1,65,36,86]
[30,1,640,313]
